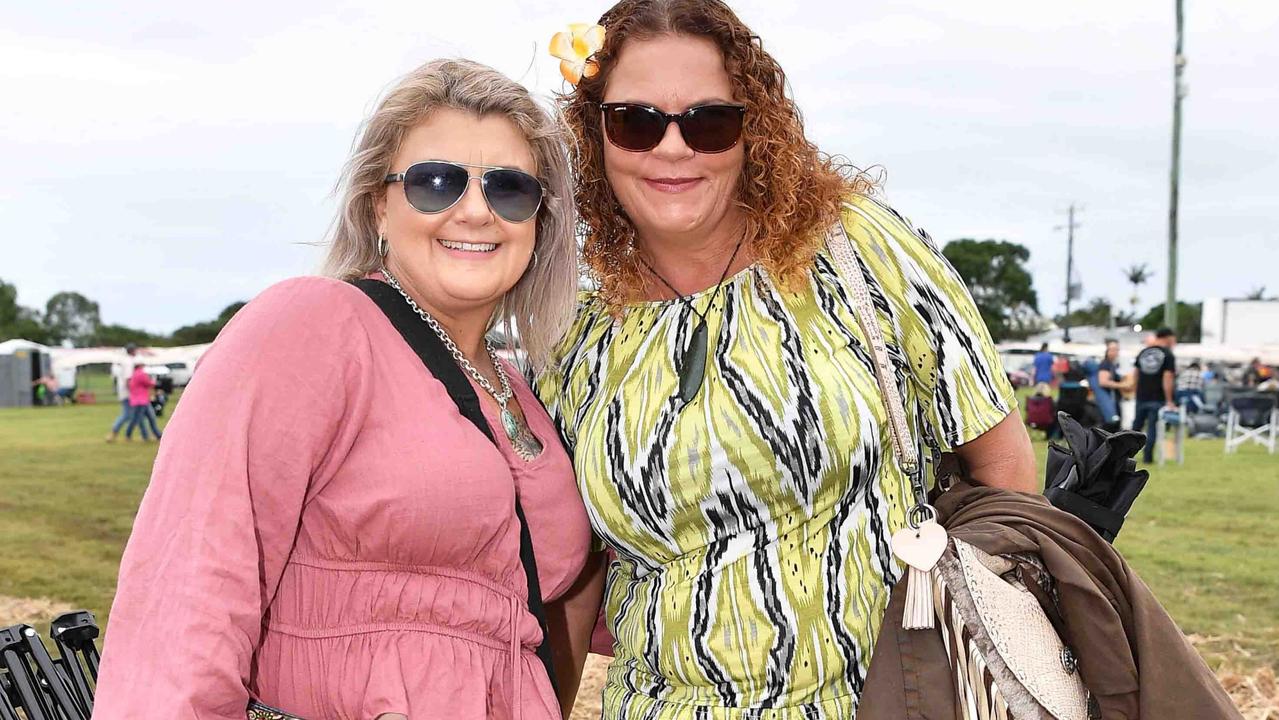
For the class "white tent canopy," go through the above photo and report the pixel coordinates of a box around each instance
[1,339,212,374]
[47,344,213,375]
[0,338,52,355]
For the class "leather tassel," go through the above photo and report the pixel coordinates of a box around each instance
[903,565,936,629]
[892,518,945,630]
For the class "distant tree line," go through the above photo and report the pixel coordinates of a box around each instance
[3,244,1224,348]
[939,239,1208,343]
[0,278,245,347]
[1051,297,1203,342]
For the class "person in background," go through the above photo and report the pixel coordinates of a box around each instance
[124,363,162,441]
[1131,327,1177,463]
[1175,361,1205,413]
[1052,352,1070,382]
[30,375,57,406]
[1033,342,1055,386]
[1057,357,1101,430]
[1243,357,1274,388]
[1202,362,1218,383]
[105,344,139,442]
[152,372,174,416]
[1096,338,1125,431]
[54,364,78,404]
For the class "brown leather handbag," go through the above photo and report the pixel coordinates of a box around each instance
[828,214,1093,719]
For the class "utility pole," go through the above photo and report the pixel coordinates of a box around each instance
[1166,0,1186,330]
[1057,204,1082,343]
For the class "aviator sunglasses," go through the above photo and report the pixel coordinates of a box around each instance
[599,102,747,154]
[384,161,544,224]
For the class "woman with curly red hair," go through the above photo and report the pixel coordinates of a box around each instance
[539,0,1036,717]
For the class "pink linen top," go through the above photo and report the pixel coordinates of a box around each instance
[93,277,592,720]
[127,366,154,406]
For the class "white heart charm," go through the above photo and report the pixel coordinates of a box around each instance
[891,519,948,572]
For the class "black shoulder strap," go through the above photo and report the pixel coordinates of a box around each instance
[353,279,558,695]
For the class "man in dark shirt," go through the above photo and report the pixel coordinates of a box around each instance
[1131,328,1177,463]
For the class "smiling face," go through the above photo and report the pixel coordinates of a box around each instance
[377,107,537,323]
[602,34,746,246]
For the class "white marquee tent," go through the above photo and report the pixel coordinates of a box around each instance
[47,344,212,375]
[0,340,212,380]
[0,338,53,355]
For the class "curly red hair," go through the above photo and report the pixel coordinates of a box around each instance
[560,0,873,308]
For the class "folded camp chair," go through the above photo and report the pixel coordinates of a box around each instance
[1224,392,1278,454]
[1185,402,1224,439]
[1025,393,1056,438]
[1056,382,1102,430]
[0,612,98,720]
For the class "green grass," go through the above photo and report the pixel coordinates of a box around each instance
[75,366,117,397]
[1111,443,1279,669]
[0,398,1276,670]
[0,395,165,638]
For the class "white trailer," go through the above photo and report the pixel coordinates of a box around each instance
[1201,298,1279,346]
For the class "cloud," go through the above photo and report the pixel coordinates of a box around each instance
[2,0,1276,331]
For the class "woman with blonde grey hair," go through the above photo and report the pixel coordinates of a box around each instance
[95,58,603,720]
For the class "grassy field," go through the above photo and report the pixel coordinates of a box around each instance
[1,392,1276,701]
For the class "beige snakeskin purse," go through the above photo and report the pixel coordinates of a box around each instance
[247,699,304,719]
[828,215,1094,720]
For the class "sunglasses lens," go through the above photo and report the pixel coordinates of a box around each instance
[680,105,745,153]
[602,104,667,151]
[402,162,469,213]
[483,169,544,223]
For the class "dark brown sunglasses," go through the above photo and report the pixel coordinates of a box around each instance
[599,102,746,154]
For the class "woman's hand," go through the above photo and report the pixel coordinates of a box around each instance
[953,411,1038,492]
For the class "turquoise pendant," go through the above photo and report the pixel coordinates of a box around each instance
[677,320,709,405]
[501,408,520,441]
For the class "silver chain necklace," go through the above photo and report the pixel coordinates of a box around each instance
[380,268,525,443]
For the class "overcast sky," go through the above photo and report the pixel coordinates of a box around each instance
[2,0,1275,334]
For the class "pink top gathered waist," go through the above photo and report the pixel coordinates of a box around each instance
[92,276,591,720]
[263,556,540,653]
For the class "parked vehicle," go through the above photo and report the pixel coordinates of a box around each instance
[164,361,193,387]
[1007,369,1032,388]
[142,364,171,382]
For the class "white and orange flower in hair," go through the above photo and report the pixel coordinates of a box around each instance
[549,23,606,85]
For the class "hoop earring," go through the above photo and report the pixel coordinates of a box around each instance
[376,232,388,258]
[530,249,540,271]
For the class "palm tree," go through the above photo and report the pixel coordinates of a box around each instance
[1123,264,1153,324]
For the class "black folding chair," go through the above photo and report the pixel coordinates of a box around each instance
[0,611,99,719]
[1224,392,1278,454]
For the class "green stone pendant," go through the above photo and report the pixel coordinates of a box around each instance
[501,407,520,441]
[677,319,709,405]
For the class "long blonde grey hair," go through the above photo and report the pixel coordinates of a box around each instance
[322,58,577,371]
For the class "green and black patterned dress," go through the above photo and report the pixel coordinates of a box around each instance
[537,194,1016,718]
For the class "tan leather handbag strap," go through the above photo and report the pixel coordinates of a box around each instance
[826,218,933,520]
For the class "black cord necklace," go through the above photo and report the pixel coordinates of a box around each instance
[636,236,745,405]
